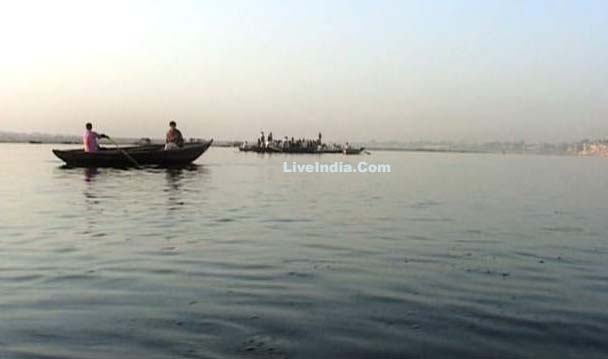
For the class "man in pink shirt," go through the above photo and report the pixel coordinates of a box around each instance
[83,123,108,153]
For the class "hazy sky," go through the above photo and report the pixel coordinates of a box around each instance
[0,0,606,142]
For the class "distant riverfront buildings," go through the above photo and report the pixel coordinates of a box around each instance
[2,131,608,157]
[567,139,608,157]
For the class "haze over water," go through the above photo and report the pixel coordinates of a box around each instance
[1,1,607,142]
[1,144,607,358]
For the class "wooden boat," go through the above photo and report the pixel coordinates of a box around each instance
[53,140,213,167]
[239,145,282,153]
[344,147,366,155]
[239,144,365,155]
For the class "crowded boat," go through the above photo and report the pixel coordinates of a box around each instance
[239,131,364,154]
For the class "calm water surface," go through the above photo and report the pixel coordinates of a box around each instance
[1,143,607,358]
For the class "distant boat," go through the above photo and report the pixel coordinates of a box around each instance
[52,140,213,167]
[239,145,283,153]
[28,140,43,144]
[134,137,152,145]
[239,144,365,155]
[343,147,366,155]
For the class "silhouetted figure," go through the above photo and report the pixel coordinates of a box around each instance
[165,120,184,150]
[83,123,108,153]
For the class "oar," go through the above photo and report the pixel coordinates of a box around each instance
[105,136,141,168]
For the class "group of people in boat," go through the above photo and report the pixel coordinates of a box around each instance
[82,121,185,153]
[241,131,351,152]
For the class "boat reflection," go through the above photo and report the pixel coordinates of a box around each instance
[84,167,99,182]
[164,164,208,211]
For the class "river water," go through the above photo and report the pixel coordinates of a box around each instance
[1,143,607,358]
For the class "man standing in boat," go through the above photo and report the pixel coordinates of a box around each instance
[165,120,185,150]
[83,123,108,153]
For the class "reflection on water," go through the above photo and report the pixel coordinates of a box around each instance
[1,145,608,359]
[84,167,99,182]
[164,164,203,190]
[166,167,184,191]
[163,165,208,212]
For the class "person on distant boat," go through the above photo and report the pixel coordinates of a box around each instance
[260,131,266,148]
[165,120,184,150]
[268,132,273,144]
[83,123,108,153]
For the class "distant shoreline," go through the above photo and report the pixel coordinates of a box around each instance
[2,136,607,157]
[365,147,484,154]
[0,139,236,147]
[0,140,580,156]
[0,139,482,153]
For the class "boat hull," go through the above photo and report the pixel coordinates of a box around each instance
[239,145,364,155]
[53,140,213,167]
